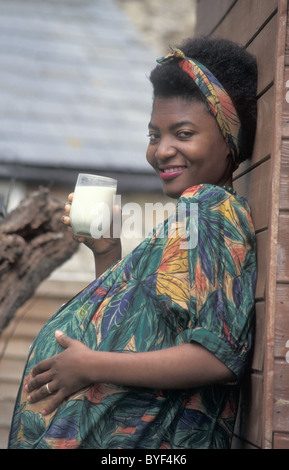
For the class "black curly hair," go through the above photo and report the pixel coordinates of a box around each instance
[149,36,258,163]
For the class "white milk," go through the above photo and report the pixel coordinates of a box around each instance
[70,185,116,238]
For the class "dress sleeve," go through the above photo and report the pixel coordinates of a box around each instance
[174,186,257,380]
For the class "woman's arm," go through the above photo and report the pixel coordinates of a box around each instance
[92,242,122,278]
[25,331,235,416]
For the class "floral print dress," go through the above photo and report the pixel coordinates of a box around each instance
[8,184,257,449]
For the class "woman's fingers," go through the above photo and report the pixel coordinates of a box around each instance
[31,357,53,377]
[25,367,66,413]
[25,370,52,399]
[61,215,70,225]
[24,357,54,396]
[64,203,71,214]
[27,381,54,403]
[62,201,71,223]
[28,383,68,416]
[61,193,74,226]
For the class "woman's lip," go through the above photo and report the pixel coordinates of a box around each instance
[159,167,186,180]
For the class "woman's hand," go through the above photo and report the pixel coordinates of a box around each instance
[24,333,236,417]
[25,331,94,415]
[62,193,121,255]
[62,193,122,277]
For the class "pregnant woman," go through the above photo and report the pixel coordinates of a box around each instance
[8,36,257,449]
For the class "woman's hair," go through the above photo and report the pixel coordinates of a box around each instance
[149,37,258,163]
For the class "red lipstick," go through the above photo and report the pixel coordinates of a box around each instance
[159,166,186,180]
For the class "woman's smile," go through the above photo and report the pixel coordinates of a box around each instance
[159,165,187,179]
[146,96,233,198]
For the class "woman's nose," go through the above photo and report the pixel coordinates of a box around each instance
[155,137,176,160]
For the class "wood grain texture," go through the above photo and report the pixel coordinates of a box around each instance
[262,0,288,448]
[234,159,271,232]
[273,360,289,432]
[273,432,289,448]
[275,284,289,359]
[195,0,236,36]
[279,140,289,209]
[277,212,289,282]
[213,0,277,47]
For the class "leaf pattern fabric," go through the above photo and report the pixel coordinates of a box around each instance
[8,184,257,449]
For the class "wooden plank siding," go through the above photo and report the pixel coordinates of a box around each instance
[195,0,289,449]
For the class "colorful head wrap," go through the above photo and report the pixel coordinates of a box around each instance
[157,47,241,169]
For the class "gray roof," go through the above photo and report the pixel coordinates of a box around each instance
[0,0,160,190]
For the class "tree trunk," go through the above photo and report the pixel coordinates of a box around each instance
[0,187,79,335]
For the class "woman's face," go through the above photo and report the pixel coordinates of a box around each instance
[146,96,233,199]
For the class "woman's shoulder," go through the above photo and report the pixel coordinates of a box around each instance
[177,183,255,239]
[178,183,250,212]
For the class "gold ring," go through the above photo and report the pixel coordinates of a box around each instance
[45,383,52,395]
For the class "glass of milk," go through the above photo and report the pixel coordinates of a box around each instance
[69,174,117,239]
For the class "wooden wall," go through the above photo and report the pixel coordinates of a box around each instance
[1,0,288,450]
[195,0,289,449]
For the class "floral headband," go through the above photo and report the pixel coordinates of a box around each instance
[157,47,241,169]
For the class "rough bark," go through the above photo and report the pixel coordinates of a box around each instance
[0,187,79,335]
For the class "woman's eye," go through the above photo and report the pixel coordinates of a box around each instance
[178,131,194,138]
[148,133,159,142]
